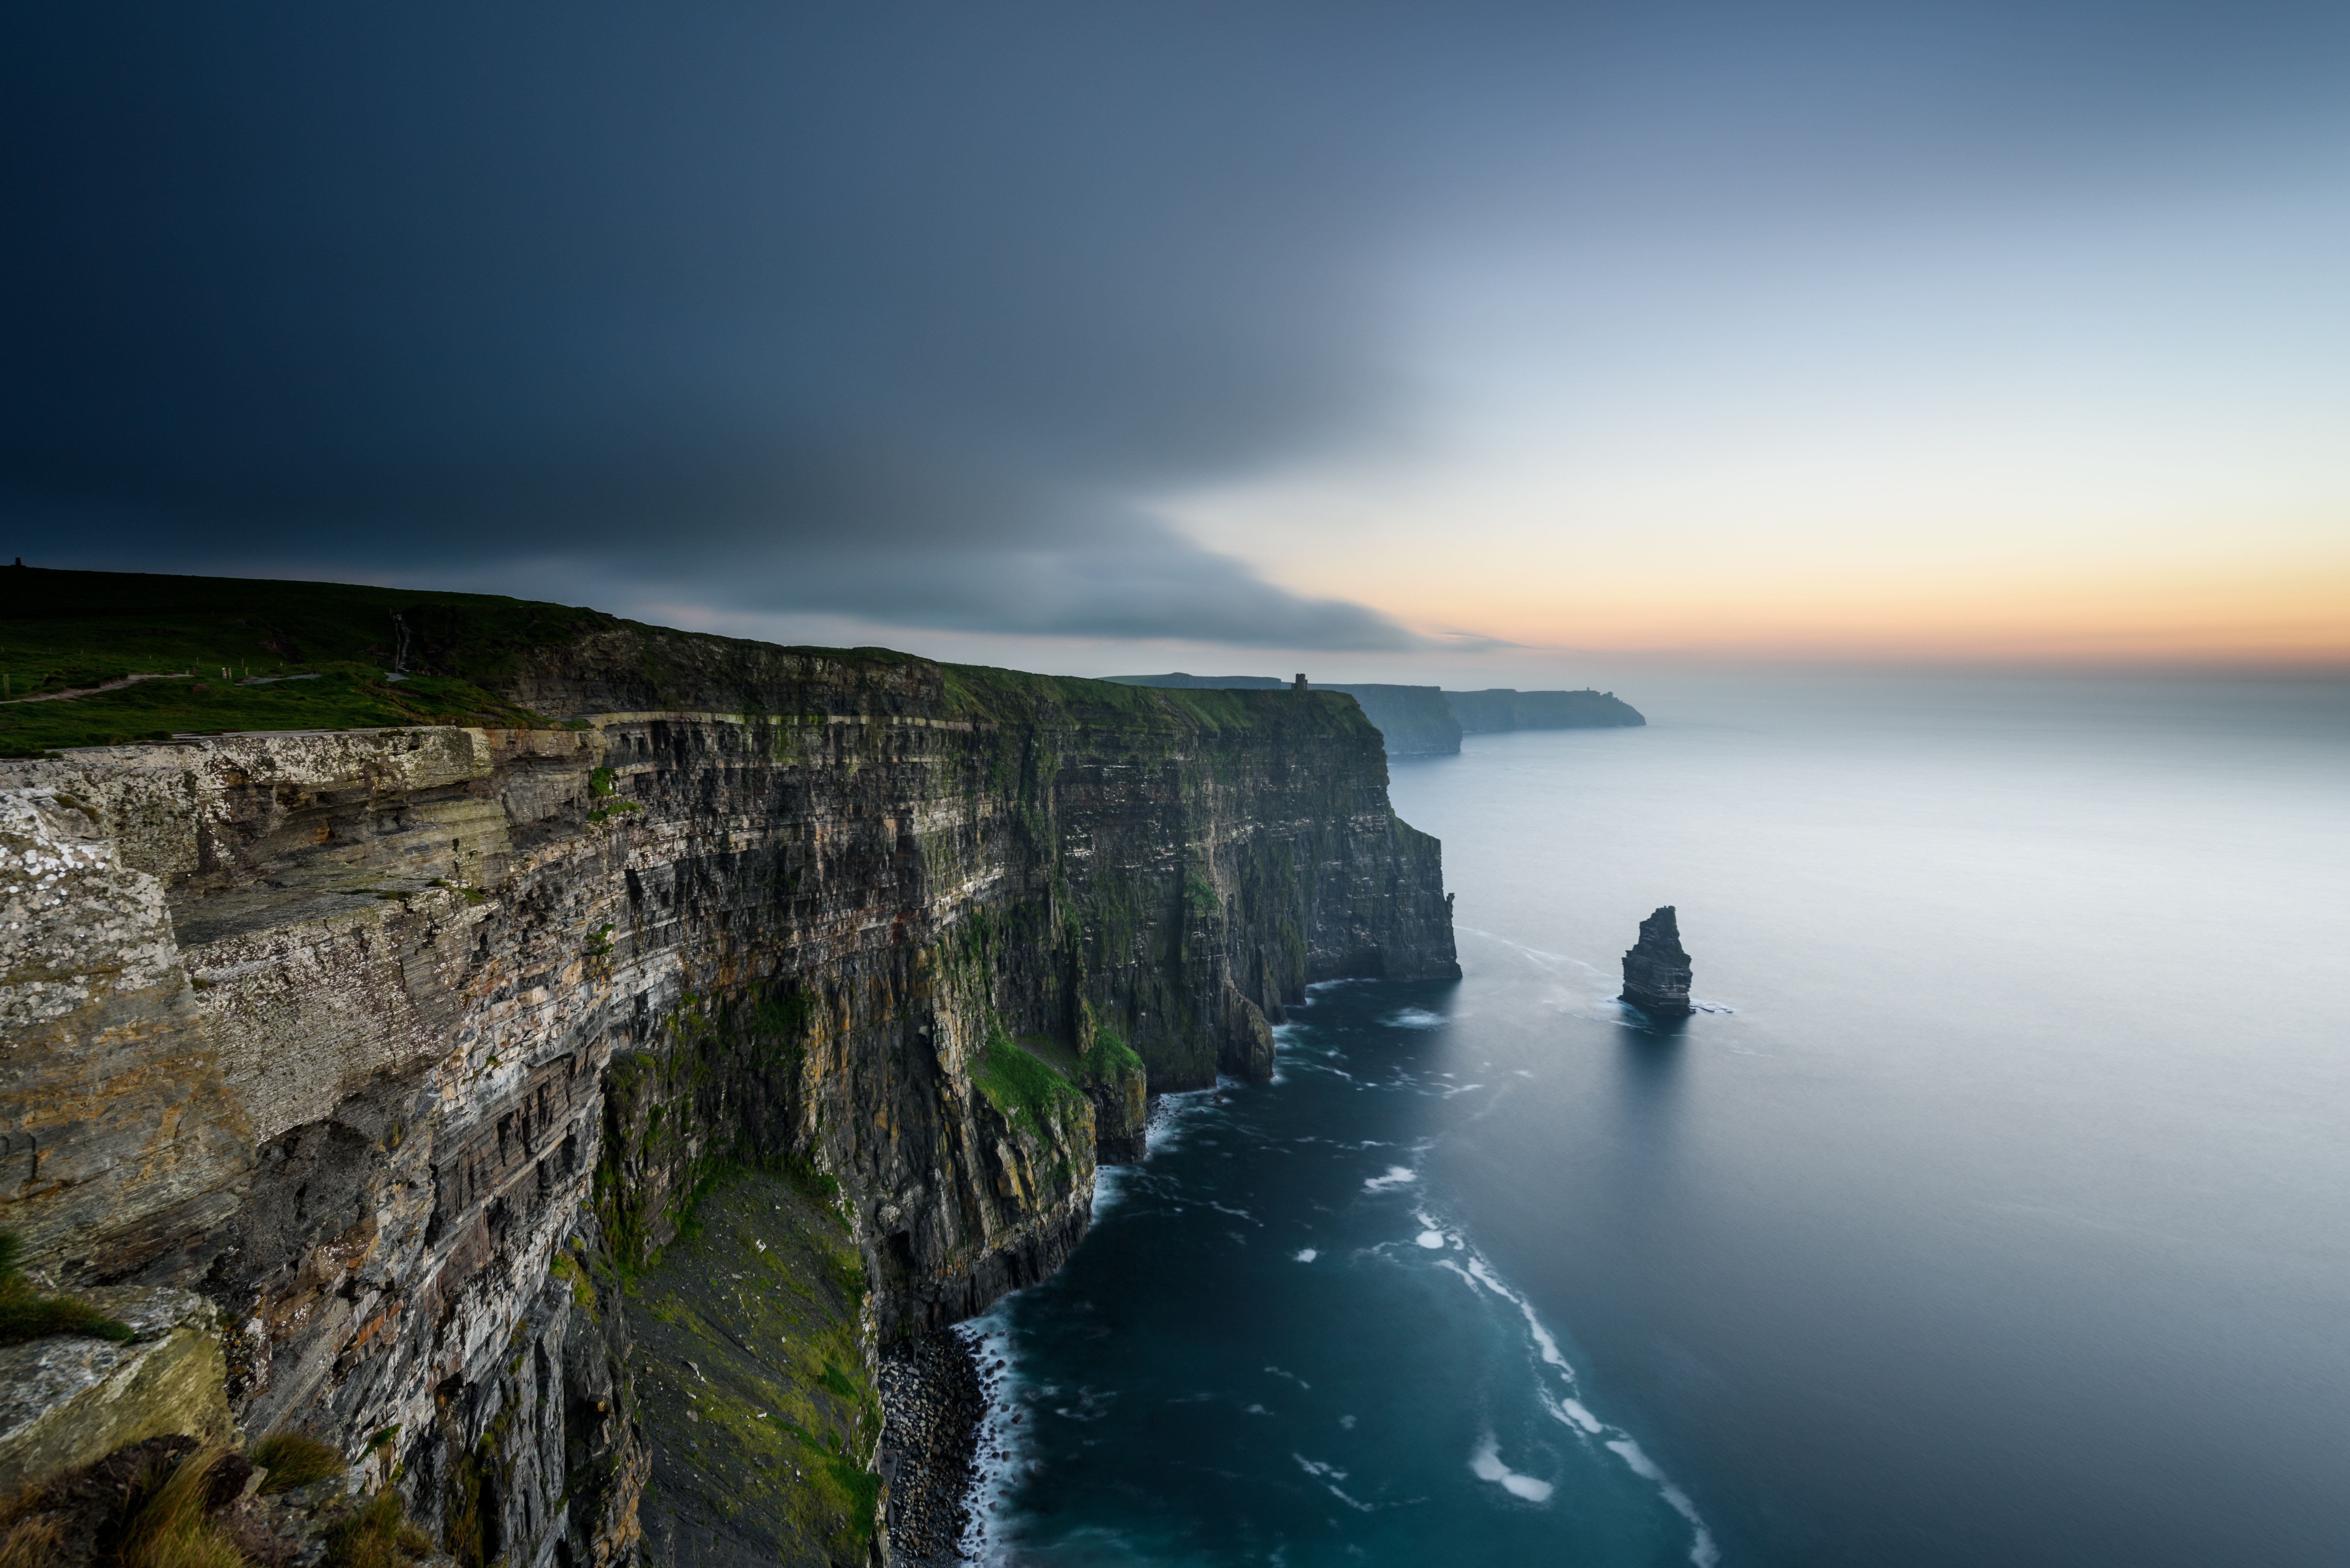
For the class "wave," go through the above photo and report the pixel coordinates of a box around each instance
[1433,1224,1723,1566]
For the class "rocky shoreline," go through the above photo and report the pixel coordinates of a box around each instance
[878,1331,988,1564]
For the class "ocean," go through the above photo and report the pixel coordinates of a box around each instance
[962,676,2350,1566]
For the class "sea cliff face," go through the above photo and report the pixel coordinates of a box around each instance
[1323,686,1462,757]
[0,628,1456,1564]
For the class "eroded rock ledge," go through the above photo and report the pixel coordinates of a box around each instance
[1,636,1456,1565]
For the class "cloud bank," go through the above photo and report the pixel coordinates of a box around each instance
[1,2,1452,647]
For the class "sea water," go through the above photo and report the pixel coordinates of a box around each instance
[964,677,2350,1566]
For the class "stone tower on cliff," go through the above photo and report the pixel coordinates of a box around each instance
[1621,906,1693,1017]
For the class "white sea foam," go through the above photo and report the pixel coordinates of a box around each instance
[1415,1230,1446,1249]
[1468,1433,1555,1503]
[1266,1366,1311,1389]
[1607,1440,1722,1566]
[1295,1459,1376,1514]
[1444,1247,1721,1565]
[1383,1007,1448,1029]
[954,1313,1026,1564]
[1362,1165,1418,1193]
[1292,1248,1318,1262]
[1466,1255,1570,1374]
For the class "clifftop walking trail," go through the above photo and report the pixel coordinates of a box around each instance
[0,568,1457,1565]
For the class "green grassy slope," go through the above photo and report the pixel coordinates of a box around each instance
[0,566,600,753]
[626,1166,883,1564]
[0,565,1381,754]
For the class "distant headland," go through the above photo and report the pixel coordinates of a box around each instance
[1105,674,1645,757]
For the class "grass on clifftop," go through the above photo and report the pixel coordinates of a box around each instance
[0,567,592,754]
[0,564,1380,753]
[939,660,1374,738]
[0,666,558,757]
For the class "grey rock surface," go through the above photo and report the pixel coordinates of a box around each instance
[0,1286,230,1490]
[1621,905,1694,1017]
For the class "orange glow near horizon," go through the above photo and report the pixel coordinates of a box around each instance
[1377,559,2350,667]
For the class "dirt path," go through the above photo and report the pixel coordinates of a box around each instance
[0,671,190,705]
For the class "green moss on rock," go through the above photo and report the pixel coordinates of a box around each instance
[625,1167,882,1566]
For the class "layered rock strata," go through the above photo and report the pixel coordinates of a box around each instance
[1,631,1456,1565]
[1620,906,1693,1017]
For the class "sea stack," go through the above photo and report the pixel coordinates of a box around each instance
[1621,906,1693,1017]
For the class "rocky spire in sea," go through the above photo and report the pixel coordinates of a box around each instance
[1621,906,1693,1017]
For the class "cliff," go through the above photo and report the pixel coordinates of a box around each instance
[1443,688,1645,732]
[1323,686,1461,757]
[1106,675,1463,758]
[0,572,1457,1565]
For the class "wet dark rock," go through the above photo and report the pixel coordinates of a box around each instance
[878,1332,985,1566]
[1621,906,1693,1017]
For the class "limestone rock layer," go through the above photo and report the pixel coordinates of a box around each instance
[0,637,1456,1564]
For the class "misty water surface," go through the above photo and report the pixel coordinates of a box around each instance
[972,677,2350,1566]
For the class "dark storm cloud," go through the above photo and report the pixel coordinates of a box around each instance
[0,1,1441,645]
[5,1,2345,646]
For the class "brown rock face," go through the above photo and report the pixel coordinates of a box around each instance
[0,636,1456,1564]
[1621,905,1693,1017]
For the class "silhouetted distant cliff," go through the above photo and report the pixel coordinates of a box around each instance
[1326,685,1459,755]
[1107,676,1645,753]
[1444,688,1645,732]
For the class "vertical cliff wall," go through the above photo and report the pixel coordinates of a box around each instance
[1,625,1455,1566]
[1322,685,1462,756]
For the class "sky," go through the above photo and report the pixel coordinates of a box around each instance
[4,1,2346,684]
